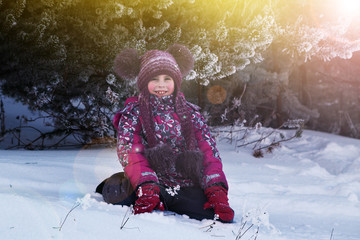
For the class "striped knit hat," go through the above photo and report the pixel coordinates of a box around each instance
[137,50,182,94]
[114,44,196,150]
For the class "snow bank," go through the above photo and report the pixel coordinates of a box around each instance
[1,129,360,240]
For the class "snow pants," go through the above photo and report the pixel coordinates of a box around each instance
[96,172,215,221]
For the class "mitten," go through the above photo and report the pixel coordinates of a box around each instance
[204,185,234,222]
[133,183,164,214]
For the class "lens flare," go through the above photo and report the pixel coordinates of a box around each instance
[207,85,227,105]
[72,147,119,198]
[337,0,360,16]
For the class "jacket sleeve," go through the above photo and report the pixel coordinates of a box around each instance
[116,102,159,188]
[188,103,229,189]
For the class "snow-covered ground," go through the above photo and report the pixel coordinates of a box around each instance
[1,128,359,240]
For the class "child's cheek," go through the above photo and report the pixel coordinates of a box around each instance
[168,84,175,94]
[148,82,155,92]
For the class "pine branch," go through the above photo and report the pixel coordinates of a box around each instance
[4,127,78,150]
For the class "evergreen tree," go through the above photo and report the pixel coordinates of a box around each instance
[270,0,360,135]
[0,0,277,146]
[211,0,360,132]
[1,0,360,147]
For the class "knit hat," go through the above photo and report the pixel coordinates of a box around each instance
[138,50,182,94]
[114,44,196,150]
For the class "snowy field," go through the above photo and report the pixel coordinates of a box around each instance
[1,128,359,240]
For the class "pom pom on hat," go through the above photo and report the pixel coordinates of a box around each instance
[167,44,194,77]
[113,44,194,82]
[113,48,140,80]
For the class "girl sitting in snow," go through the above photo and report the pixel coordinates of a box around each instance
[99,44,234,223]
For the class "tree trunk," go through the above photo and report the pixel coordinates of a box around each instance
[1,99,5,137]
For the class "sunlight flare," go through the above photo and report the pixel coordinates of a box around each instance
[336,0,360,16]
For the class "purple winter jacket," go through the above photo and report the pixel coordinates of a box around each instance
[114,95,228,190]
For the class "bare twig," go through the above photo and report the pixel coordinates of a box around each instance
[255,130,300,151]
[4,125,89,150]
[215,119,305,157]
[236,223,254,240]
[120,205,133,230]
[55,202,80,231]
[200,221,216,232]
[120,205,140,231]
[330,228,334,240]
[8,131,27,147]
[250,226,260,240]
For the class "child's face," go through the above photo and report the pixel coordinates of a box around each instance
[148,75,175,97]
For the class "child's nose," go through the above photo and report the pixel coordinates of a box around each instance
[158,80,166,86]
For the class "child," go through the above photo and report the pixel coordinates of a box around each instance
[103,44,234,222]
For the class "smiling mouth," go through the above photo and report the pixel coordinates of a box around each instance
[155,90,167,95]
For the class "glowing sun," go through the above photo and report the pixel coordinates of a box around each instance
[337,0,360,15]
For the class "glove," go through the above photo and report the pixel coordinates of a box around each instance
[133,183,164,214]
[204,185,234,222]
